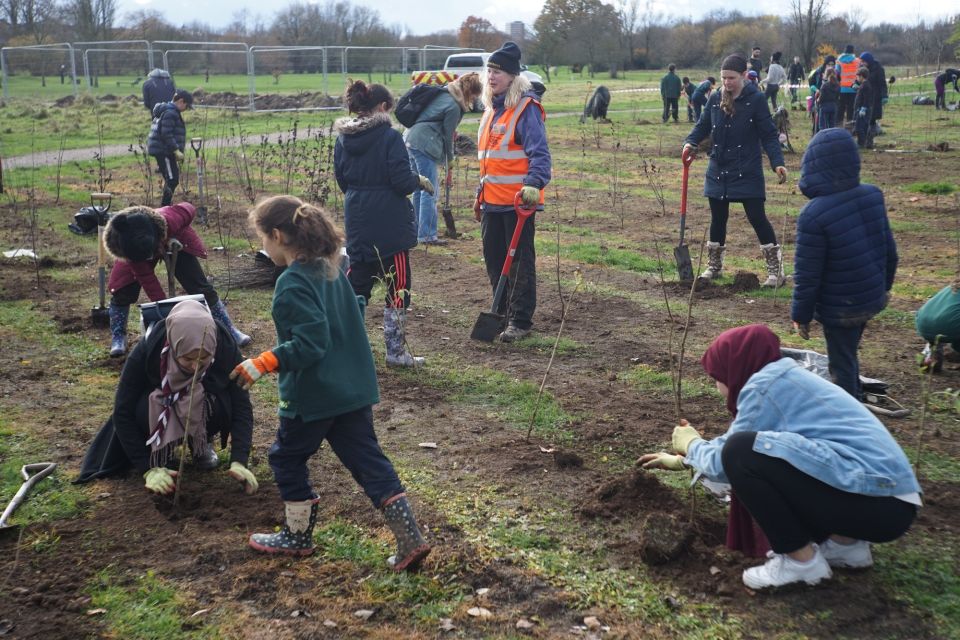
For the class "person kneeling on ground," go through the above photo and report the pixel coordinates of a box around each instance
[639,324,920,590]
[75,300,258,495]
[104,202,250,357]
[915,281,960,372]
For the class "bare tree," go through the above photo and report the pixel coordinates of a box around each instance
[790,0,828,69]
[617,0,640,69]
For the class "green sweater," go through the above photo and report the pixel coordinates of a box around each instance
[660,71,682,99]
[271,260,379,422]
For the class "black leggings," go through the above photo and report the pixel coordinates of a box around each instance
[722,432,917,554]
[708,197,777,245]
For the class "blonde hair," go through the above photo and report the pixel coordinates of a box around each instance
[481,72,533,111]
[248,195,342,276]
[447,72,482,111]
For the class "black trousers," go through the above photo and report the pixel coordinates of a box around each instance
[154,153,180,207]
[707,198,777,246]
[347,250,411,309]
[765,84,780,111]
[662,97,679,122]
[111,252,218,306]
[838,92,856,124]
[722,432,917,554]
[481,209,537,330]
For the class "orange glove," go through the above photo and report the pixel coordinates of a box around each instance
[229,351,279,390]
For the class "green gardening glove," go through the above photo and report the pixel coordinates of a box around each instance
[174,149,184,162]
[144,467,178,495]
[227,461,259,495]
[519,185,540,206]
[637,452,687,471]
[671,419,703,455]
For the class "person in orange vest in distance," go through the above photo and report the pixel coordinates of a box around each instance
[836,45,860,125]
[474,41,552,343]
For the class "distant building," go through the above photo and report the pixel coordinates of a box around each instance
[506,21,526,42]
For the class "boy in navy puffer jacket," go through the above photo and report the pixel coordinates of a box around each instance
[791,128,898,400]
[147,89,192,206]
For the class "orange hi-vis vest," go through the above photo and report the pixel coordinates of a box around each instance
[839,57,860,89]
[477,96,546,206]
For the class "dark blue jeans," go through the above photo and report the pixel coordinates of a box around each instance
[823,323,866,400]
[269,406,403,505]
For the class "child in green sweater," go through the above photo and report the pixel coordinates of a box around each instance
[231,195,431,570]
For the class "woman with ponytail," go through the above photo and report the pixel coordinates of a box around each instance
[233,195,432,570]
[334,79,432,367]
[684,53,789,288]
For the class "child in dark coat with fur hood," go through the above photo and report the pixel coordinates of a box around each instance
[104,202,250,357]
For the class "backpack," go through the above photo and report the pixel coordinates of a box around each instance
[395,84,445,128]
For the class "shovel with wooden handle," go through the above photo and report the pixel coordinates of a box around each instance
[470,192,537,342]
[674,149,695,282]
[90,192,112,327]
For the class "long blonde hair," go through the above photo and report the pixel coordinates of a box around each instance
[481,72,533,111]
[447,72,482,111]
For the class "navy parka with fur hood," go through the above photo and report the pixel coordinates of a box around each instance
[684,81,784,201]
[146,101,186,156]
[791,128,898,326]
[334,112,419,264]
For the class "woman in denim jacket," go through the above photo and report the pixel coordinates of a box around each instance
[640,324,920,590]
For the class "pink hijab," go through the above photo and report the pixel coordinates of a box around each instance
[146,300,217,466]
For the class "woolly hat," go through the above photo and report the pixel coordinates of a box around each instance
[844,44,855,54]
[860,51,875,63]
[113,211,158,262]
[824,54,837,64]
[487,42,522,76]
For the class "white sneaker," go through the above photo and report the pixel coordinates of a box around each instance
[820,539,873,569]
[742,546,833,589]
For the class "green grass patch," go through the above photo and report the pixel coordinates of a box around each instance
[88,569,219,639]
[874,541,960,638]
[0,300,102,363]
[905,182,957,195]
[536,237,660,274]
[385,353,575,440]
[509,333,583,355]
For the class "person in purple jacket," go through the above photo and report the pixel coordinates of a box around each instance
[104,203,251,357]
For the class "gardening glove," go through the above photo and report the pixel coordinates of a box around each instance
[882,97,889,105]
[474,196,482,222]
[682,143,699,159]
[671,419,703,455]
[637,453,687,471]
[144,467,178,495]
[519,185,540,207]
[418,174,435,195]
[229,351,280,390]
[174,149,185,163]
[858,107,868,118]
[228,461,259,495]
[793,321,810,340]
[775,166,788,184]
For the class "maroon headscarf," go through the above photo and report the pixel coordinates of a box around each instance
[701,324,781,558]
[701,324,782,416]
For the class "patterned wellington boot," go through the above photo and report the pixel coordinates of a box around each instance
[210,299,252,347]
[699,242,725,280]
[248,498,319,557]
[760,243,786,287]
[383,307,424,367]
[382,493,431,572]
[109,303,129,357]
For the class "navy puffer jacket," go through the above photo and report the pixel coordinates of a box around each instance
[685,82,784,201]
[791,128,897,326]
[146,102,186,156]
[334,112,419,263]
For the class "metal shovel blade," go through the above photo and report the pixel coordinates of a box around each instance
[675,244,694,282]
[470,311,505,343]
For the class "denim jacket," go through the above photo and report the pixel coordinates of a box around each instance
[686,358,921,497]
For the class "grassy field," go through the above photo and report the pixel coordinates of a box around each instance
[0,73,959,639]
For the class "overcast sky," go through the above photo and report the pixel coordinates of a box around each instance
[123,0,949,36]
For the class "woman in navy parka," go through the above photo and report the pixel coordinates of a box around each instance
[683,54,788,288]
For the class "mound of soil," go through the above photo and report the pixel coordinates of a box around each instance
[580,469,683,519]
[637,511,693,564]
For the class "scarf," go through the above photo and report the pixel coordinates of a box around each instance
[146,300,217,467]
[701,324,782,557]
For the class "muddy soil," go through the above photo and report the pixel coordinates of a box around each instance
[0,145,957,639]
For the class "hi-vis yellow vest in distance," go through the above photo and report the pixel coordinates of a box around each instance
[477,96,546,206]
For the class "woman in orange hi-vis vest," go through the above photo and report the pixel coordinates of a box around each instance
[473,41,552,343]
